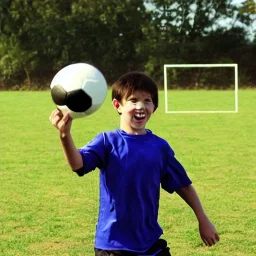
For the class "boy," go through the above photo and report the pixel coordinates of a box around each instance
[49,72,219,255]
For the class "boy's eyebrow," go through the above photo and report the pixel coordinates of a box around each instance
[126,94,136,100]
[126,94,152,100]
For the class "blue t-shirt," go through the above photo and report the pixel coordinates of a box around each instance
[78,129,192,253]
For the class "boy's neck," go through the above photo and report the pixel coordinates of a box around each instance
[119,125,146,135]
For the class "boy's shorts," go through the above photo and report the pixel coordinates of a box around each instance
[94,239,171,256]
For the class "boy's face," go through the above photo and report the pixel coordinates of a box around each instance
[113,90,155,135]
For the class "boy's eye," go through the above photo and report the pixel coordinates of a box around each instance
[129,98,137,103]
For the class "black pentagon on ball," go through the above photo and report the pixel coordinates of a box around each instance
[51,85,92,112]
[66,88,92,112]
[51,85,67,105]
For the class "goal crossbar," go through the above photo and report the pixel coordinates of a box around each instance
[164,64,238,114]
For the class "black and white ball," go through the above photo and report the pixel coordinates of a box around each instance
[50,63,107,119]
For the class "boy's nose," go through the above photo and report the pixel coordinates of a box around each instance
[135,101,145,109]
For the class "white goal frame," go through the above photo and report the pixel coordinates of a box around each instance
[164,64,238,114]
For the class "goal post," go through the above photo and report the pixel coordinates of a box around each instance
[164,64,238,114]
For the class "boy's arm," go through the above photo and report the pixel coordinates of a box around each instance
[176,184,220,247]
[50,109,83,171]
[60,132,83,171]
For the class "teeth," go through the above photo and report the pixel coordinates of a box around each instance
[135,113,145,118]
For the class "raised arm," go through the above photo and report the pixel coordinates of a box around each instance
[176,184,220,247]
[49,109,83,171]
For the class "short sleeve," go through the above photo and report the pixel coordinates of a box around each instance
[161,147,192,193]
[78,133,107,176]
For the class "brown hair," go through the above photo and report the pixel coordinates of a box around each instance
[111,72,158,111]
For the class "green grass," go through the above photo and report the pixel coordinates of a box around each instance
[0,90,255,256]
[166,90,236,111]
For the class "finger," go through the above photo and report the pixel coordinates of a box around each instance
[49,110,55,121]
[202,237,209,247]
[57,113,71,128]
[51,110,64,126]
[207,239,213,247]
[49,109,61,120]
[53,115,62,127]
[207,236,218,247]
[57,113,71,129]
[211,234,220,245]
[203,235,217,247]
[63,112,71,123]
[210,238,216,246]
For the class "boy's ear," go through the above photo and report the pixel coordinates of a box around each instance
[112,99,122,114]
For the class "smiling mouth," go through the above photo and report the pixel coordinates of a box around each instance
[134,113,146,120]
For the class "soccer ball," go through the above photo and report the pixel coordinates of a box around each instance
[50,63,107,119]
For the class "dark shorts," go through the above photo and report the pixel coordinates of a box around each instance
[94,239,171,256]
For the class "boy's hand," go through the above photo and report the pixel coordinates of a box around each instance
[49,109,72,137]
[199,218,220,247]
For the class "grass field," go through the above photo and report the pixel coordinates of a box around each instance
[0,90,255,256]
[166,90,236,111]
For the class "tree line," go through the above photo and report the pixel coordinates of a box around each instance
[0,0,255,90]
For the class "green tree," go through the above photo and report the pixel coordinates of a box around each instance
[240,0,256,14]
[144,0,255,86]
[0,0,68,88]
[0,0,151,88]
[0,0,255,89]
